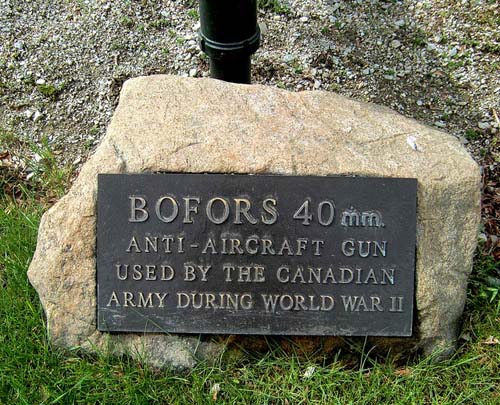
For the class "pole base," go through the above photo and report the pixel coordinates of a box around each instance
[209,56,251,84]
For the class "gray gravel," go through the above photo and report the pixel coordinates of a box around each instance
[1,0,499,176]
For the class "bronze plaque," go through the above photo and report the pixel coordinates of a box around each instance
[97,174,416,336]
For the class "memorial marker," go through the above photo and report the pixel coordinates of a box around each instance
[28,75,480,368]
[97,173,417,336]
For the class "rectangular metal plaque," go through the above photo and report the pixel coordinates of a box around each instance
[97,174,416,336]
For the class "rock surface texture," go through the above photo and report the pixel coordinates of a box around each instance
[28,75,480,368]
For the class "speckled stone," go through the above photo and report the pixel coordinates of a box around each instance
[28,75,481,368]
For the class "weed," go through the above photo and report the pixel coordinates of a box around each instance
[181,0,197,7]
[0,128,18,148]
[286,59,304,74]
[482,42,500,55]
[412,28,428,47]
[82,139,95,151]
[28,136,72,198]
[327,83,341,92]
[437,34,449,45]
[37,82,66,101]
[120,15,134,28]
[465,129,480,141]
[150,18,170,30]
[72,0,90,13]
[447,60,465,70]
[187,9,198,19]
[441,112,451,121]
[292,63,303,74]
[9,116,21,126]
[334,20,343,29]
[110,40,125,51]
[470,255,500,314]
[21,75,35,86]
[258,0,290,14]
[412,34,427,47]
[89,126,99,136]
[11,50,21,61]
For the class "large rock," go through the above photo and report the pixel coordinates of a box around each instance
[28,75,480,368]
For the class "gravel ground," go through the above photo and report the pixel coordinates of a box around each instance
[1,0,499,255]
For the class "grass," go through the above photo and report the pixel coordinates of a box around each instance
[0,191,499,403]
[0,207,499,403]
[0,152,499,402]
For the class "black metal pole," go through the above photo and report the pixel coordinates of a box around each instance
[199,0,260,84]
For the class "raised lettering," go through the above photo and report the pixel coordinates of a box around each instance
[341,239,355,256]
[202,238,217,254]
[106,291,120,307]
[126,236,141,253]
[317,200,335,226]
[262,198,278,225]
[183,197,200,224]
[144,236,158,253]
[234,198,258,225]
[138,292,153,308]
[129,196,148,222]
[116,264,128,280]
[155,196,179,223]
[390,296,404,312]
[206,197,230,224]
